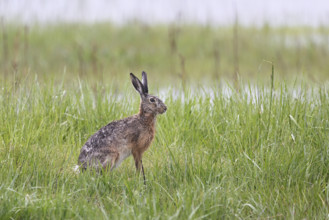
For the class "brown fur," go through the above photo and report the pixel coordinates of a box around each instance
[77,72,167,176]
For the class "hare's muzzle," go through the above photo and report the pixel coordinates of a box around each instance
[160,105,167,114]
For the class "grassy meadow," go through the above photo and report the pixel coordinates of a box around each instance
[1,23,329,84]
[1,23,329,219]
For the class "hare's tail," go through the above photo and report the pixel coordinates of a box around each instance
[73,165,81,174]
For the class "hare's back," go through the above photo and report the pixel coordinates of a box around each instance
[78,117,139,164]
[77,120,120,163]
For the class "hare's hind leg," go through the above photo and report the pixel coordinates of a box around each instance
[109,154,119,171]
[101,152,119,172]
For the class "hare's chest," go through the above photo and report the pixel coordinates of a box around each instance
[137,127,155,150]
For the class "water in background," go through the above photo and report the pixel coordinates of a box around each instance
[0,0,328,26]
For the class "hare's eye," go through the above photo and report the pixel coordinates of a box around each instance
[150,98,155,103]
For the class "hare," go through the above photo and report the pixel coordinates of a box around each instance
[77,71,167,183]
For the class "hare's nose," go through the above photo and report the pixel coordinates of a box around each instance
[164,106,167,112]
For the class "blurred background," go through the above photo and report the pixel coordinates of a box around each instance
[1,0,328,26]
[0,0,329,86]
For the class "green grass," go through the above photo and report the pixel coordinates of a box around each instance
[1,77,329,219]
[1,23,329,219]
[1,23,329,85]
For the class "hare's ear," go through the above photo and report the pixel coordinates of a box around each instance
[130,73,146,96]
[141,71,148,94]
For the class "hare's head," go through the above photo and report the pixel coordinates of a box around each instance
[130,71,167,115]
